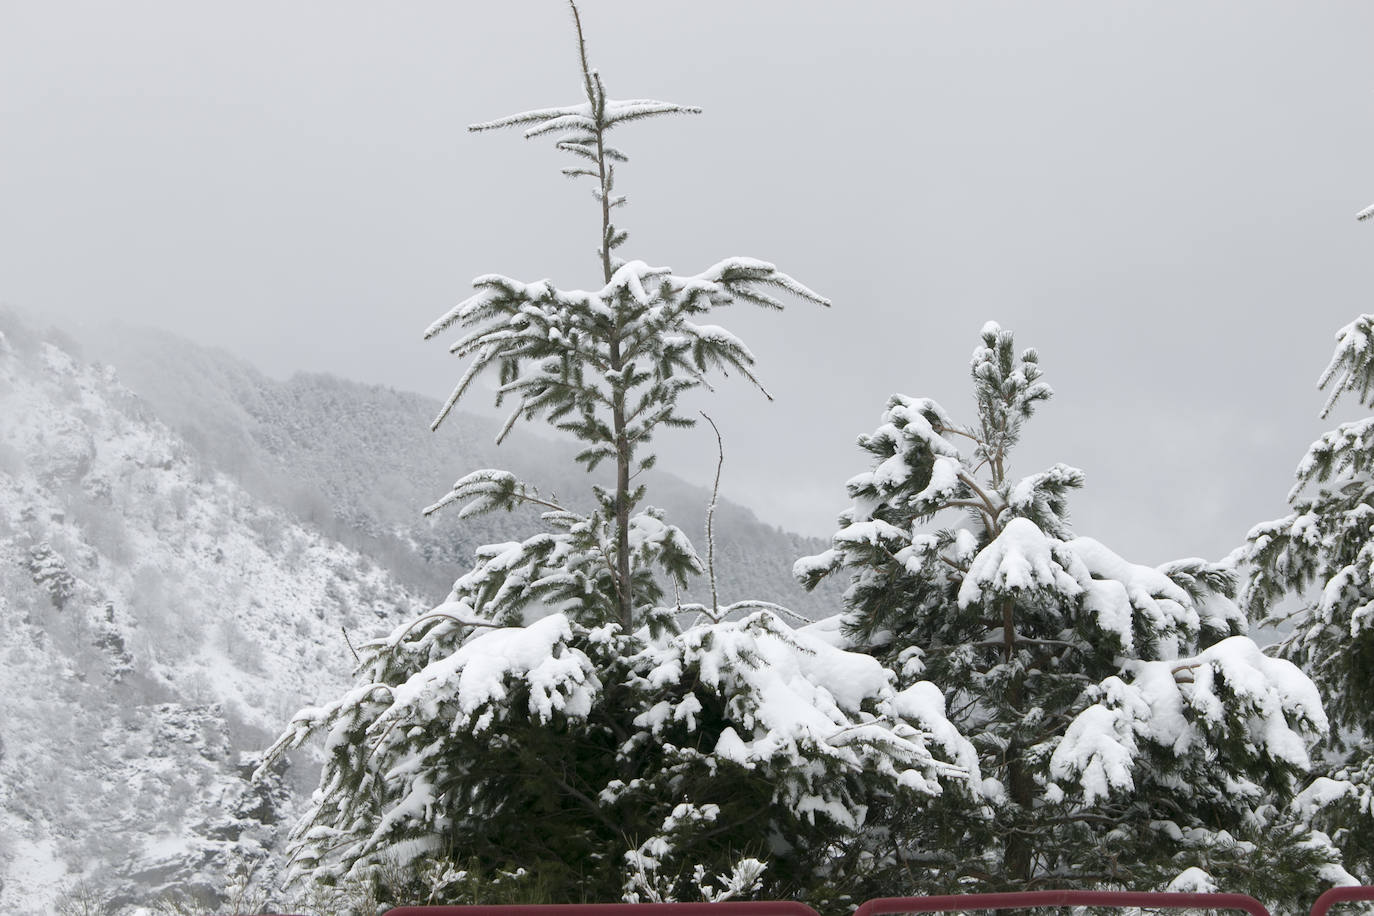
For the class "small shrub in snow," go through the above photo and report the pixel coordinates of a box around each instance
[28,540,76,610]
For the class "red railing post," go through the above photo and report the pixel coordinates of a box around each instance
[1311,887,1374,916]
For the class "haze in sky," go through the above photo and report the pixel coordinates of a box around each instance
[4,1,1374,566]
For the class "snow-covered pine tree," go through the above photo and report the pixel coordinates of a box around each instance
[1246,313,1374,884]
[262,4,973,907]
[797,322,1342,905]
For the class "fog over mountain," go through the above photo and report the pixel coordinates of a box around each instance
[82,318,842,620]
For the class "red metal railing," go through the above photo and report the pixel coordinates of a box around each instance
[384,904,822,916]
[382,892,1270,916]
[855,891,1270,916]
[365,887,1374,916]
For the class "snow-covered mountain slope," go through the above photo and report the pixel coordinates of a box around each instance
[0,315,428,913]
[0,312,843,912]
[86,322,841,621]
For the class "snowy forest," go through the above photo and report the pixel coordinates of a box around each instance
[5,2,1374,915]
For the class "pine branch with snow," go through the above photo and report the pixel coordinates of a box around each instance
[425,4,827,629]
[1316,315,1374,418]
[1244,312,1374,884]
[469,0,699,277]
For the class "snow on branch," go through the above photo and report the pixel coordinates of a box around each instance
[957,517,1087,607]
[469,98,701,140]
[1049,636,1327,804]
[632,609,976,824]
[1318,314,1374,417]
[423,260,826,449]
[423,468,567,518]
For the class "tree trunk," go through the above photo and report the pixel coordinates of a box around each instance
[612,384,632,630]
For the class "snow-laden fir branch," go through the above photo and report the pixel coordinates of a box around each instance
[1317,314,1374,418]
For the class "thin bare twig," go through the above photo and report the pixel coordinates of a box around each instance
[1171,661,1204,684]
[341,626,361,664]
[385,610,503,651]
[725,599,813,625]
[701,410,724,619]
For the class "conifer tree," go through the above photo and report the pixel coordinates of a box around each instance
[262,5,973,907]
[798,322,1343,904]
[1246,312,1374,883]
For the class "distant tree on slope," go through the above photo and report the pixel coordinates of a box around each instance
[263,3,973,907]
[798,322,1346,906]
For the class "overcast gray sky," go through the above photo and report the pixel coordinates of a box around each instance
[5,1,1374,566]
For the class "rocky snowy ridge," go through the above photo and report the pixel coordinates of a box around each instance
[0,317,428,913]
